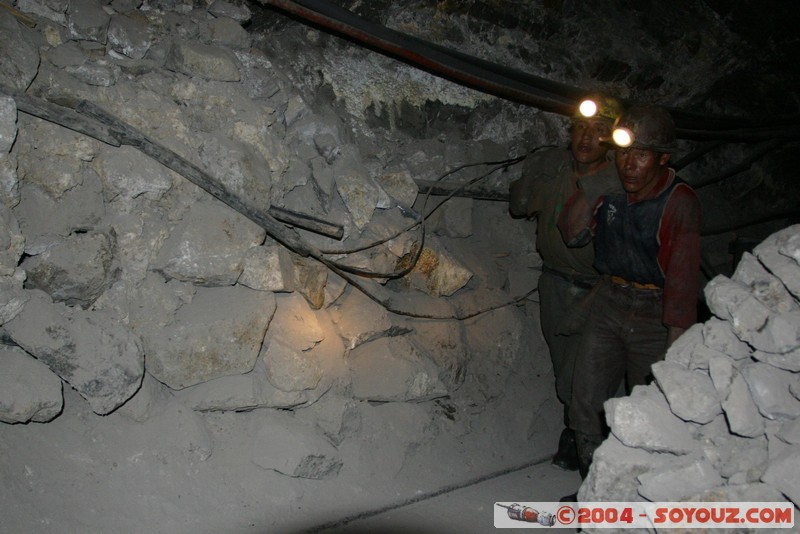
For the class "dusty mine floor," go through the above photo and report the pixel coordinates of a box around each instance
[0,386,571,534]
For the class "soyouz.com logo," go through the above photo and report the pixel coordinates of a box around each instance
[494,502,795,529]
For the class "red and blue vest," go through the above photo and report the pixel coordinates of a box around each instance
[592,177,685,287]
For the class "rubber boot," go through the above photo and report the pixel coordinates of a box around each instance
[551,427,579,471]
[575,431,603,480]
[560,431,602,504]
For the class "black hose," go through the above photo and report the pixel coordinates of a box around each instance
[259,0,800,141]
[261,0,576,114]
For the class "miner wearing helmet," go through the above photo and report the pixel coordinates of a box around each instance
[508,93,623,472]
[557,104,702,483]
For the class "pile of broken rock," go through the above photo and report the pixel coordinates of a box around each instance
[582,225,800,516]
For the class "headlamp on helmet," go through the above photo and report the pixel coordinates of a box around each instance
[611,105,676,153]
[612,127,633,148]
[574,94,623,123]
[578,99,599,119]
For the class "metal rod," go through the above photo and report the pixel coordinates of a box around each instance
[268,205,344,239]
[414,179,510,202]
[76,100,320,253]
[2,85,122,146]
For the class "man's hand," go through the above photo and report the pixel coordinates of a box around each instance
[557,189,593,246]
[508,176,535,218]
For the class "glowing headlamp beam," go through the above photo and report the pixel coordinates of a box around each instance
[578,99,598,118]
[613,127,634,147]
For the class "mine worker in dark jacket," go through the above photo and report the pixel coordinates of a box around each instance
[557,104,702,479]
[508,94,623,471]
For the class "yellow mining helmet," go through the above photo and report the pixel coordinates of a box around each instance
[612,105,677,152]
[575,93,623,123]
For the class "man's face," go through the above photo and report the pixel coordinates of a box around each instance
[615,147,670,200]
[570,118,611,166]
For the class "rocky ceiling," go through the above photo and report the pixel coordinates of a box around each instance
[249,0,800,260]
[254,0,800,116]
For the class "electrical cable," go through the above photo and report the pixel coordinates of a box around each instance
[259,0,800,230]
[305,454,553,532]
[314,151,546,320]
[317,156,524,256]
[3,86,539,319]
[315,152,532,282]
[691,138,785,189]
[260,0,800,242]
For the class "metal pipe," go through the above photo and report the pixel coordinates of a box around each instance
[259,0,800,141]
[691,139,786,189]
[1,85,345,242]
[413,179,510,202]
[260,0,574,114]
[671,140,724,171]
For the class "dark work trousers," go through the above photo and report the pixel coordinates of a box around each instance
[569,276,668,440]
[538,268,596,415]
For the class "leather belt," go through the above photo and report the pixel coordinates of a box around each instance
[542,265,597,290]
[610,275,661,290]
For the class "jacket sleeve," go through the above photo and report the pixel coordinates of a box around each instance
[508,147,565,218]
[659,184,702,328]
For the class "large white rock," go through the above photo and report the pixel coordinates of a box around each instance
[348,336,447,402]
[0,345,63,423]
[3,289,144,415]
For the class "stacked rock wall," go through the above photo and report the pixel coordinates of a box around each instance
[0,0,559,512]
[582,225,800,530]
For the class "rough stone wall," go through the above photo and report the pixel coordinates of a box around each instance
[0,0,558,503]
[270,0,800,262]
[581,225,800,530]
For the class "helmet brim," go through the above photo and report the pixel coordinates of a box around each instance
[627,141,678,153]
